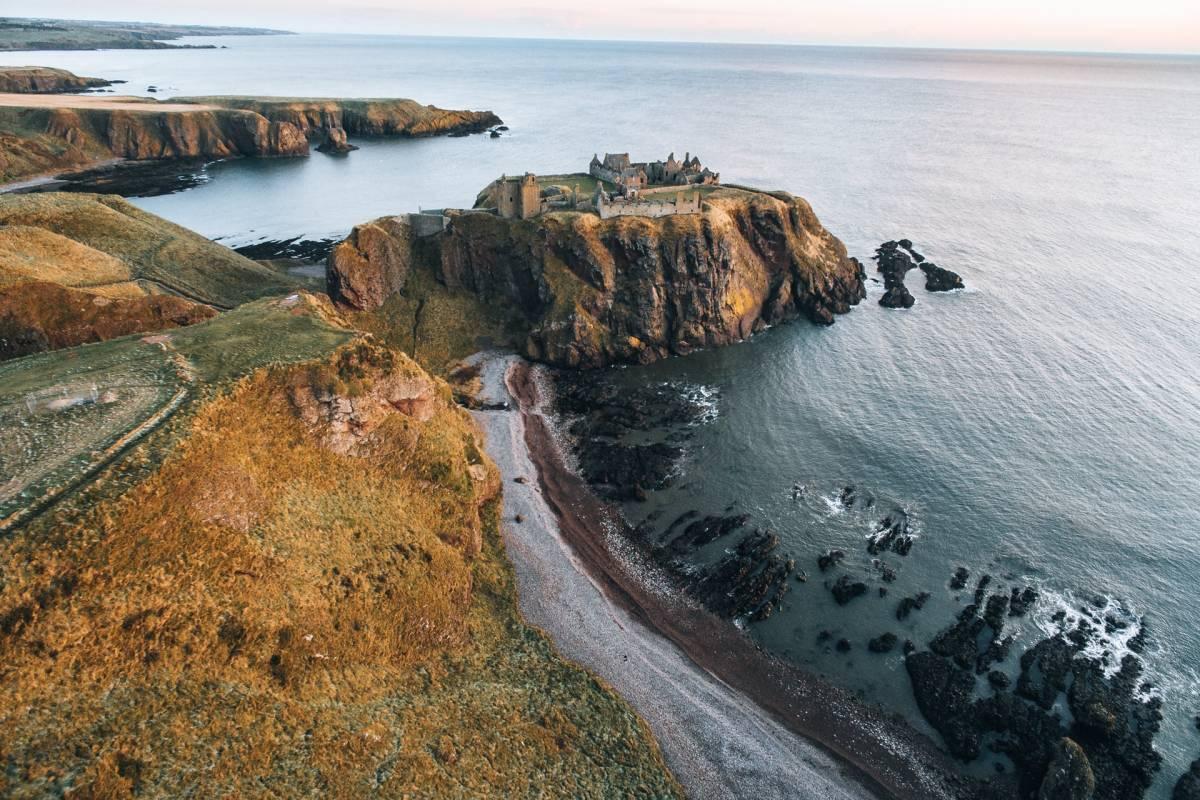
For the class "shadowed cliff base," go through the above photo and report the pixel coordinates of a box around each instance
[329,186,866,372]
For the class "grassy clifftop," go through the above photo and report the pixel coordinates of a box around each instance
[0,193,309,306]
[0,317,680,797]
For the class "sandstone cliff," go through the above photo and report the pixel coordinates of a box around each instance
[0,66,114,93]
[183,96,503,138]
[0,95,502,183]
[329,188,866,369]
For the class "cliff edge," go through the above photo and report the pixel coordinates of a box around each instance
[0,94,501,183]
[329,187,866,369]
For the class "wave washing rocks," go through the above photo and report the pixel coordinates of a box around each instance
[874,239,964,308]
[543,360,1191,800]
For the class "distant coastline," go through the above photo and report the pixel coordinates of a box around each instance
[0,16,292,51]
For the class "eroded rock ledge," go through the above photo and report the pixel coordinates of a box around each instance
[0,66,116,94]
[329,188,866,368]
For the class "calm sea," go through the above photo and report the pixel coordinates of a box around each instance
[6,34,1199,795]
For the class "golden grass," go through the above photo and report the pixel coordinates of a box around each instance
[0,341,681,799]
[0,193,308,307]
[0,224,138,293]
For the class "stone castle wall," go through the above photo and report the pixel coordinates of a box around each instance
[597,193,702,220]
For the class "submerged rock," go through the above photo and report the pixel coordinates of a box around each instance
[831,574,868,605]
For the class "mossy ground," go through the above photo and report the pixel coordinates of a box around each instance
[0,310,680,797]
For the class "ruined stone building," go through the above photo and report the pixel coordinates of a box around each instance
[495,173,541,219]
[590,152,719,194]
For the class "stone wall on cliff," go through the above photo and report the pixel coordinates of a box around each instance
[328,188,866,368]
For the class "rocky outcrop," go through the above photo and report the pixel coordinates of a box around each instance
[0,96,501,183]
[287,340,440,457]
[874,239,963,306]
[316,126,357,154]
[1039,738,1096,800]
[329,188,866,368]
[180,96,503,139]
[1176,759,1200,800]
[0,66,115,93]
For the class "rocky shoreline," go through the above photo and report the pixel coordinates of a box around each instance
[543,354,1186,799]
[491,356,977,799]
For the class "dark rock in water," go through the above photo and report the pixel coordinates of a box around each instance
[1019,636,1082,711]
[1010,586,1039,616]
[878,587,888,597]
[988,670,1012,691]
[869,512,915,556]
[879,284,915,308]
[868,632,898,653]
[896,591,930,620]
[1194,714,1200,732]
[920,262,964,292]
[576,439,683,501]
[684,529,793,622]
[839,485,857,508]
[1067,654,1163,799]
[950,566,971,591]
[906,651,981,760]
[817,549,845,572]
[831,574,868,605]
[1175,759,1200,800]
[974,574,993,606]
[234,236,339,265]
[836,638,852,653]
[817,630,833,643]
[489,129,501,138]
[496,125,509,131]
[664,513,750,555]
[317,126,359,154]
[875,560,898,582]
[1039,737,1096,800]
[51,159,209,198]
[903,639,916,655]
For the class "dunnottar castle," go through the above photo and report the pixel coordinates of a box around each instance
[492,152,719,220]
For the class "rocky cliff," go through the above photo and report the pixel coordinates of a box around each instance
[0,96,502,183]
[329,188,866,369]
[0,66,114,93]
[183,96,503,138]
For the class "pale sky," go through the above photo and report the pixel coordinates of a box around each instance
[20,1,1200,53]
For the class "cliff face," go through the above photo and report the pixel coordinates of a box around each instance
[0,96,502,183]
[329,189,866,368]
[183,97,503,138]
[0,66,114,93]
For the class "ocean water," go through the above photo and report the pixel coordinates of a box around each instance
[6,35,1199,794]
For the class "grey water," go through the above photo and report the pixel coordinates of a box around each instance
[6,34,1200,794]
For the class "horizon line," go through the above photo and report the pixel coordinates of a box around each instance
[12,14,1200,58]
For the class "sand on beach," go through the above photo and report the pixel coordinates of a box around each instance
[468,353,966,800]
